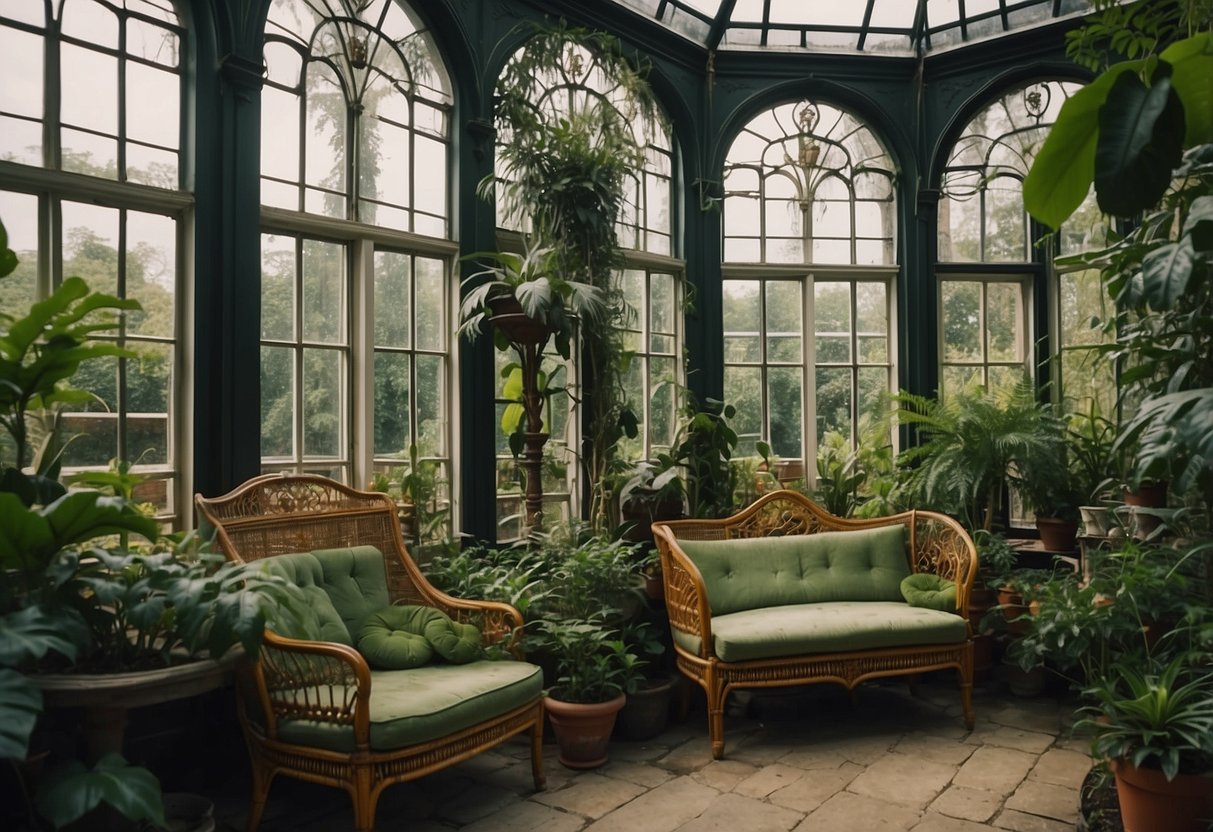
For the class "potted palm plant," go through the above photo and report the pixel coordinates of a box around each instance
[1077,656,1213,832]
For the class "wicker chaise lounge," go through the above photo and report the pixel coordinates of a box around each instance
[653,489,977,759]
[196,474,545,832]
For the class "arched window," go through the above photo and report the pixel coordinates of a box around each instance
[259,0,454,543]
[722,100,896,480]
[0,0,186,522]
[491,35,680,536]
[938,79,1110,406]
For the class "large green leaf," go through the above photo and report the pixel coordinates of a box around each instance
[1094,64,1185,218]
[0,492,54,569]
[0,218,17,279]
[42,491,161,549]
[1161,33,1213,146]
[1023,61,1143,230]
[1183,194,1213,251]
[0,668,41,760]
[1140,237,1196,310]
[35,752,165,829]
[0,606,80,665]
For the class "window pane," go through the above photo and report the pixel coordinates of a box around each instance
[374,250,411,348]
[986,282,1023,362]
[415,354,445,457]
[941,281,981,361]
[766,281,801,362]
[724,365,763,456]
[649,357,678,451]
[414,257,445,351]
[857,366,889,433]
[942,364,980,398]
[302,347,342,456]
[984,178,1026,261]
[373,351,410,458]
[301,239,345,344]
[0,191,38,315]
[126,62,178,149]
[61,0,117,47]
[60,44,117,135]
[62,202,119,296]
[126,341,172,463]
[261,346,294,458]
[0,25,43,119]
[816,366,852,446]
[261,234,296,341]
[127,17,179,66]
[304,63,345,216]
[768,366,802,459]
[126,211,175,337]
[723,280,761,362]
[814,282,851,363]
[262,87,301,183]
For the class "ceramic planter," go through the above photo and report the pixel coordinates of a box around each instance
[616,675,676,741]
[1079,505,1113,538]
[544,693,626,769]
[487,295,552,346]
[1123,483,1168,540]
[1110,757,1213,832]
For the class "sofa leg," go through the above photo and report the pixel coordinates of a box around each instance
[708,683,728,760]
[530,716,546,790]
[245,765,274,832]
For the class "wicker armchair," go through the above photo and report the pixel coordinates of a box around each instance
[195,474,544,832]
[653,489,977,759]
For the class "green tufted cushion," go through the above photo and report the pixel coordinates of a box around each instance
[309,546,391,642]
[672,601,967,661]
[900,573,958,612]
[357,607,436,669]
[679,525,910,615]
[260,553,352,644]
[276,660,543,751]
[424,615,484,664]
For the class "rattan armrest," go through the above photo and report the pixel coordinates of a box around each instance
[653,524,714,658]
[251,630,373,744]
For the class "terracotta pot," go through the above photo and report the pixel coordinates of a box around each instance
[996,587,1031,635]
[488,295,552,346]
[966,586,996,678]
[616,676,676,741]
[1002,657,1048,697]
[1035,516,1078,553]
[620,496,685,544]
[1123,483,1169,539]
[1110,757,1213,832]
[544,693,626,769]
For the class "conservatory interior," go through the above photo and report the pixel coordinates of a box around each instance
[2,0,1212,830]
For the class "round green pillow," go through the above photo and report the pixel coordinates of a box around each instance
[423,614,484,664]
[356,606,436,670]
[900,573,958,612]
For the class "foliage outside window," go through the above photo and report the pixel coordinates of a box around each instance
[259,0,454,539]
[0,0,184,522]
[722,99,897,480]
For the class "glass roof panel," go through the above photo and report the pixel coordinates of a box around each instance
[605,0,1097,55]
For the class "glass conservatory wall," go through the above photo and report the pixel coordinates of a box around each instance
[0,0,186,523]
[258,0,455,541]
[491,36,681,537]
[722,100,896,478]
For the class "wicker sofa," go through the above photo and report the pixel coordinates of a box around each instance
[652,489,977,759]
[195,474,545,832]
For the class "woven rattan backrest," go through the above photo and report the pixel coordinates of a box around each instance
[195,473,434,607]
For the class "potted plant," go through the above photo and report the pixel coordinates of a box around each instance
[1017,467,1084,553]
[1076,656,1213,832]
[969,530,1020,679]
[0,218,303,830]
[487,22,665,531]
[1066,402,1120,538]
[617,459,685,544]
[615,617,675,741]
[531,611,644,768]
[658,394,739,519]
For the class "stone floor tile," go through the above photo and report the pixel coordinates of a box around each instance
[533,773,647,819]
[927,785,1002,823]
[892,733,980,766]
[602,760,676,789]
[984,702,1067,736]
[583,776,719,832]
[768,761,864,813]
[658,738,717,772]
[777,744,851,771]
[795,791,921,832]
[965,725,1055,754]
[816,732,899,766]
[908,812,993,832]
[733,763,806,798]
[673,792,803,831]
[436,783,523,825]
[952,746,1036,795]
[612,743,673,763]
[847,755,958,809]
[459,800,586,832]
[1027,748,1092,789]
[990,808,1075,831]
[1003,780,1078,823]
[689,759,760,792]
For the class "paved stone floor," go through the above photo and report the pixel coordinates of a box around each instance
[212,675,1093,832]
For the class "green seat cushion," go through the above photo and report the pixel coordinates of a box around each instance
[260,553,352,645]
[900,573,958,612]
[309,546,391,642]
[679,525,910,615]
[357,607,436,670]
[276,660,543,752]
[672,601,967,662]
